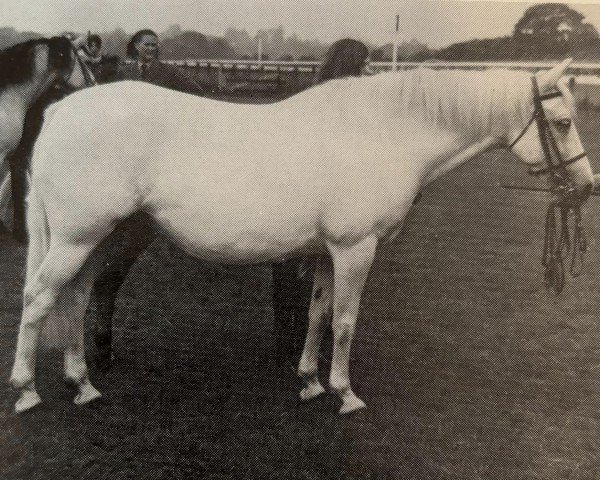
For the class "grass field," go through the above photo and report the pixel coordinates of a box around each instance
[2,105,600,479]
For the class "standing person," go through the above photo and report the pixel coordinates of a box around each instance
[77,33,120,83]
[92,29,207,367]
[273,38,372,374]
[315,38,371,83]
[115,29,207,93]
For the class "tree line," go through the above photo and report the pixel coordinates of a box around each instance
[1,4,599,62]
[391,3,600,62]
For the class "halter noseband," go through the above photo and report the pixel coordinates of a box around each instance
[507,76,586,179]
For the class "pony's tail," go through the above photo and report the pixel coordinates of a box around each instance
[24,186,67,349]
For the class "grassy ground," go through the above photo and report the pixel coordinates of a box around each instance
[2,107,600,479]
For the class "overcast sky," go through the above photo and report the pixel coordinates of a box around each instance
[2,0,600,48]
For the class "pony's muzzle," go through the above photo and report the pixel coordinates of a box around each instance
[572,170,593,202]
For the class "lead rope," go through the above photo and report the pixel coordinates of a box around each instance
[570,206,587,277]
[542,203,587,294]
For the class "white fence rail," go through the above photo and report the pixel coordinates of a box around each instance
[165,59,600,75]
[164,59,600,104]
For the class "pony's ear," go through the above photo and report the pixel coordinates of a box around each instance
[537,58,572,90]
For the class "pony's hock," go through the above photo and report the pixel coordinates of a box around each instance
[10,59,594,414]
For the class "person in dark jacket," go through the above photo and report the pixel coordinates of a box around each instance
[273,38,371,374]
[115,29,206,93]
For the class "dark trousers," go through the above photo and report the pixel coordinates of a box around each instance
[272,258,314,370]
[92,213,156,367]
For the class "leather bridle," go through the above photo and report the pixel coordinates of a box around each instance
[508,76,586,183]
[508,76,588,294]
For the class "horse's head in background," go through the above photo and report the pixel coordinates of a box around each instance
[0,36,96,240]
[0,36,94,102]
[0,36,94,146]
[507,59,593,204]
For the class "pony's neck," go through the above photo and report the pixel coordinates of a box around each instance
[422,136,501,186]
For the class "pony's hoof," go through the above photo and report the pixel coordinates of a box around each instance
[15,388,42,413]
[339,394,367,415]
[74,380,102,406]
[299,380,325,402]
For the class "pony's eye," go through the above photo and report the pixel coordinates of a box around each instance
[555,118,571,131]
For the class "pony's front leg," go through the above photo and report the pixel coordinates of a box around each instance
[298,255,333,401]
[327,235,377,414]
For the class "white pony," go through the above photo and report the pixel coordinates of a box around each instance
[10,60,593,414]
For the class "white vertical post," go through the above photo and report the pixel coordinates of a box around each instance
[392,14,399,72]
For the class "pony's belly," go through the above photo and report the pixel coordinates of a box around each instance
[153,209,321,264]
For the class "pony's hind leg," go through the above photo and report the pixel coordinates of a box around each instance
[10,241,95,412]
[327,235,377,414]
[62,264,101,406]
[298,255,333,401]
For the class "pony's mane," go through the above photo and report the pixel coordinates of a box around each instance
[0,37,73,91]
[322,68,570,139]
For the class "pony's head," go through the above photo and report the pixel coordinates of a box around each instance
[507,59,593,203]
[49,36,96,90]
